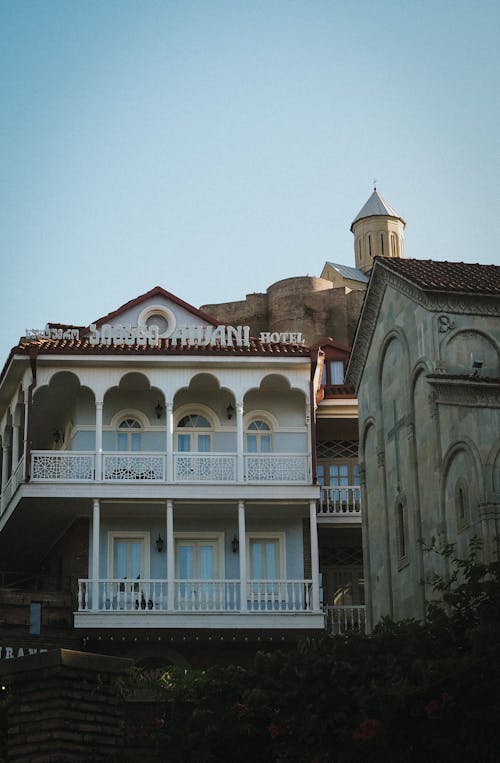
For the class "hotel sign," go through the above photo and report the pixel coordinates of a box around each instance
[26,323,304,347]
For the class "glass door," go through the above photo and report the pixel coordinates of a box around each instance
[110,534,148,610]
[176,539,219,610]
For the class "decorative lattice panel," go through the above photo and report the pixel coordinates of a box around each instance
[319,546,363,566]
[32,454,94,481]
[174,455,236,482]
[316,440,359,460]
[245,455,308,482]
[103,455,164,481]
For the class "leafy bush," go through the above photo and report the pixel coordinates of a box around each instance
[122,541,500,762]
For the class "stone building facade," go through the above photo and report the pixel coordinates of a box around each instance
[347,257,500,628]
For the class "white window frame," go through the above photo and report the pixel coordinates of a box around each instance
[246,532,286,579]
[174,532,225,578]
[175,405,217,453]
[107,531,151,579]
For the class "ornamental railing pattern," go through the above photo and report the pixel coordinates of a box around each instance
[244,454,308,482]
[28,451,311,485]
[174,454,236,482]
[31,452,94,481]
[77,578,314,613]
[103,453,165,481]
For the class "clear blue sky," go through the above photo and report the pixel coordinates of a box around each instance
[1,0,499,361]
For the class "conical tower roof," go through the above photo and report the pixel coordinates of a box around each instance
[350,190,406,231]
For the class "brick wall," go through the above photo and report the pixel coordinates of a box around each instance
[0,649,132,762]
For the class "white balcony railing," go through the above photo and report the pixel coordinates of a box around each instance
[317,485,361,518]
[0,457,25,515]
[103,453,166,481]
[77,578,314,613]
[31,451,94,481]
[244,454,308,482]
[174,453,236,482]
[29,451,310,485]
[325,605,366,634]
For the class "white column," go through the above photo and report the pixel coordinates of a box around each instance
[11,424,20,473]
[167,500,175,610]
[236,402,244,483]
[166,403,173,482]
[238,500,247,610]
[23,393,29,481]
[309,501,320,611]
[95,401,103,481]
[92,498,100,611]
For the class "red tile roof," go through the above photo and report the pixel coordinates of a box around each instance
[10,335,311,358]
[379,258,500,295]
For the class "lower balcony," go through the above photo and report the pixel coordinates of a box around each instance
[317,486,361,522]
[74,578,325,630]
[324,604,366,635]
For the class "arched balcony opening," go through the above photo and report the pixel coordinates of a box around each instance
[30,372,95,482]
[101,373,165,482]
[243,374,310,483]
[173,373,236,483]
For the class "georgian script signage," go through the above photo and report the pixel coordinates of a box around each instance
[25,323,304,347]
[26,326,80,341]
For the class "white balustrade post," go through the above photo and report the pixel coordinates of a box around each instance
[236,402,244,482]
[95,401,103,481]
[167,500,175,610]
[166,403,173,482]
[309,500,320,611]
[238,500,247,610]
[92,498,100,611]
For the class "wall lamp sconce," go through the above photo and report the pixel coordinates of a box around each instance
[53,428,64,445]
[231,534,239,553]
[156,534,164,553]
[226,402,235,420]
[155,401,164,419]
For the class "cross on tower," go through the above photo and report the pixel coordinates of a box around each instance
[387,400,406,488]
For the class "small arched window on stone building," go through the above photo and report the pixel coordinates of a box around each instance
[396,498,408,564]
[455,478,470,531]
[391,234,398,258]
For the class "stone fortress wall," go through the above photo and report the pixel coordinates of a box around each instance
[201,275,366,347]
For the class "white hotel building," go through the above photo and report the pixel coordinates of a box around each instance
[0,285,364,666]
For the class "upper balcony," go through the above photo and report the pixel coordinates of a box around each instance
[1,367,319,511]
[29,450,310,485]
